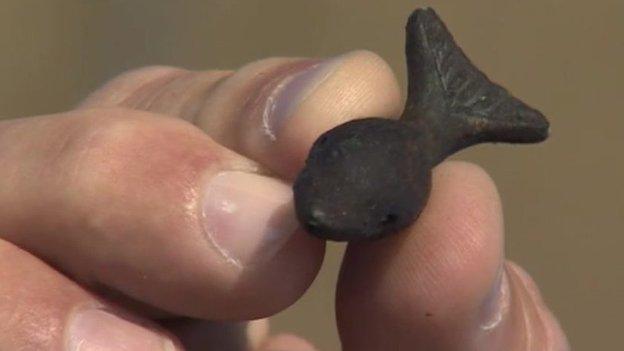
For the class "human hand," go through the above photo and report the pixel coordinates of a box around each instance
[0,51,569,350]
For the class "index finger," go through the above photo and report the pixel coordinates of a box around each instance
[79,50,403,179]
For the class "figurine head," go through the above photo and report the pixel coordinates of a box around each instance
[293,118,431,241]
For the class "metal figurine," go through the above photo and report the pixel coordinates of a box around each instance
[294,8,549,241]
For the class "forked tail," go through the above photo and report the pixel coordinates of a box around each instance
[401,8,549,164]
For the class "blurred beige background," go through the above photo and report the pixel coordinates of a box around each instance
[2,0,622,349]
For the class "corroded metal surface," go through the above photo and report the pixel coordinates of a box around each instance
[294,8,549,241]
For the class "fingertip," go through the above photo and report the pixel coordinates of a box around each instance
[432,160,501,212]
[403,160,505,308]
[314,49,404,121]
[275,50,403,177]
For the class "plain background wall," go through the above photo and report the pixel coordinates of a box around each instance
[1,1,623,349]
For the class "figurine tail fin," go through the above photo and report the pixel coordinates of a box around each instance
[401,8,549,164]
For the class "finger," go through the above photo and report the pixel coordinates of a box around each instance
[258,334,317,351]
[80,51,403,178]
[0,239,183,351]
[336,161,569,350]
[0,109,324,320]
[78,66,232,123]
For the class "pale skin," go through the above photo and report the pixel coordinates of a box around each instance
[0,51,569,350]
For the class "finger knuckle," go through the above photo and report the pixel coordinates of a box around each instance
[114,65,184,81]
[69,109,218,198]
[81,66,186,108]
[105,66,186,96]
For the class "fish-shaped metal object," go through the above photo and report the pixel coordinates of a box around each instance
[294,8,549,241]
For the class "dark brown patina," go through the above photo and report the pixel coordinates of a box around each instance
[294,8,549,241]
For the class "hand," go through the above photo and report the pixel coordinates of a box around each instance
[0,51,569,350]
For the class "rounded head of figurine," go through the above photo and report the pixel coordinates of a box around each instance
[294,118,431,241]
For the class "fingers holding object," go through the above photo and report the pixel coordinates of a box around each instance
[0,109,323,320]
[0,50,401,329]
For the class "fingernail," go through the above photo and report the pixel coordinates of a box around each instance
[67,308,177,351]
[479,266,511,331]
[202,171,299,267]
[263,55,343,140]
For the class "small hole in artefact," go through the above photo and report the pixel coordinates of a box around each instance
[380,213,398,225]
[306,218,321,232]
